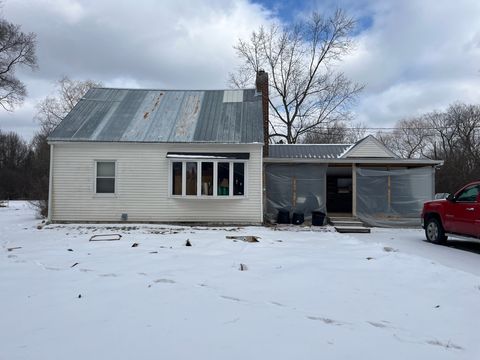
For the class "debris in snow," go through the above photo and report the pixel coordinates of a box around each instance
[67,248,73,252]
[7,247,22,252]
[435,305,440,308]
[239,263,248,271]
[383,246,398,252]
[77,294,82,299]
[154,278,175,284]
[185,239,192,247]
[89,234,122,242]
[366,257,374,260]
[307,316,343,326]
[71,262,79,268]
[131,243,139,248]
[149,251,158,254]
[37,225,43,230]
[426,340,463,350]
[226,235,260,243]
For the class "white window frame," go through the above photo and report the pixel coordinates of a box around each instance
[169,159,248,199]
[94,160,117,196]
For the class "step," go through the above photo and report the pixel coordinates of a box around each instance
[329,217,357,222]
[330,220,364,227]
[334,226,371,234]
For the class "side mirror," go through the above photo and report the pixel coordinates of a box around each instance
[446,194,455,202]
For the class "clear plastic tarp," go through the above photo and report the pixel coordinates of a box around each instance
[265,164,327,222]
[356,166,434,227]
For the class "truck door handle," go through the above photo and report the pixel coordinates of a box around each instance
[466,208,475,211]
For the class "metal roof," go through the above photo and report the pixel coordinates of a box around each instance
[269,144,353,159]
[48,88,264,143]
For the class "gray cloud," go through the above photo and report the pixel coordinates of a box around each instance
[339,0,480,126]
[1,0,480,139]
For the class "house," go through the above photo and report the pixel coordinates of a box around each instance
[265,135,443,227]
[46,72,269,224]
[47,71,442,226]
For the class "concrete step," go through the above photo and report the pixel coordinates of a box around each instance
[329,216,357,222]
[331,220,364,227]
[335,226,371,234]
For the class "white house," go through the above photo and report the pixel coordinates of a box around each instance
[48,71,442,226]
[47,73,269,224]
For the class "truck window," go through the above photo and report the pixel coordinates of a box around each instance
[456,185,479,202]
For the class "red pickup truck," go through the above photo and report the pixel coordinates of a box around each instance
[421,181,480,244]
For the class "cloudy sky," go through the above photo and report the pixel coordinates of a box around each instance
[1,0,480,139]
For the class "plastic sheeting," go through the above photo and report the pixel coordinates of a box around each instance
[265,164,327,222]
[356,166,434,227]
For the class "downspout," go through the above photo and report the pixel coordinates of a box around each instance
[352,163,357,217]
[47,144,54,222]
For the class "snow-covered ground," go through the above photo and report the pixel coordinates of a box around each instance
[1,201,479,360]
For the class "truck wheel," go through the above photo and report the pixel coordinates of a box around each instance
[425,218,447,244]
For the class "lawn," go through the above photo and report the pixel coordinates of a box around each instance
[1,202,479,360]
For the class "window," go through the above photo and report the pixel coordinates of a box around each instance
[172,162,182,195]
[201,162,213,195]
[217,162,230,196]
[96,161,115,193]
[186,162,197,195]
[233,163,244,196]
[456,185,479,202]
[170,160,246,197]
[337,178,352,194]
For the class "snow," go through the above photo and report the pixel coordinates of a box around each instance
[1,201,479,360]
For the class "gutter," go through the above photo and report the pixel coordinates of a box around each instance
[263,157,444,166]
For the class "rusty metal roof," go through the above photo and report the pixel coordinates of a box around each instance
[268,144,353,159]
[48,88,263,143]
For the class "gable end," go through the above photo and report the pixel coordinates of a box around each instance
[342,135,398,159]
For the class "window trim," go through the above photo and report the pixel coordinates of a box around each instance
[94,160,117,196]
[169,159,248,199]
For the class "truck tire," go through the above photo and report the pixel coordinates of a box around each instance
[425,217,447,244]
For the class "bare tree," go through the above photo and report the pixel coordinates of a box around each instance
[303,120,366,144]
[230,10,363,143]
[427,104,480,192]
[31,76,102,217]
[0,18,37,111]
[36,76,102,133]
[376,117,432,158]
[376,103,480,193]
[0,130,31,199]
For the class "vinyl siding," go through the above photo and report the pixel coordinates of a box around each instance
[344,137,395,158]
[50,142,263,223]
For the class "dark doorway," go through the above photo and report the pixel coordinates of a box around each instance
[327,175,353,213]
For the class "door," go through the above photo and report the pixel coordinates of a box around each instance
[447,185,480,237]
[326,176,352,213]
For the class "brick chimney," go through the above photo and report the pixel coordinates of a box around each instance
[256,70,269,157]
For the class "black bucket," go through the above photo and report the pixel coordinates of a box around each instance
[311,211,326,226]
[292,212,304,225]
[277,209,290,224]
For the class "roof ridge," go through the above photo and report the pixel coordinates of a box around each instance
[90,87,256,92]
[270,143,353,146]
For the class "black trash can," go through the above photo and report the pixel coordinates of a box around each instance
[277,209,290,224]
[312,210,326,226]
[292,212,304,225]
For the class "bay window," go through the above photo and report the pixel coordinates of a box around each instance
[170,160,246,197]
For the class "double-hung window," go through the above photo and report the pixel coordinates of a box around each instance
[170,160,246,197]
[96,161,116,194]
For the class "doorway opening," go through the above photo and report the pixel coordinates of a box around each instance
[326,167,352,215]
